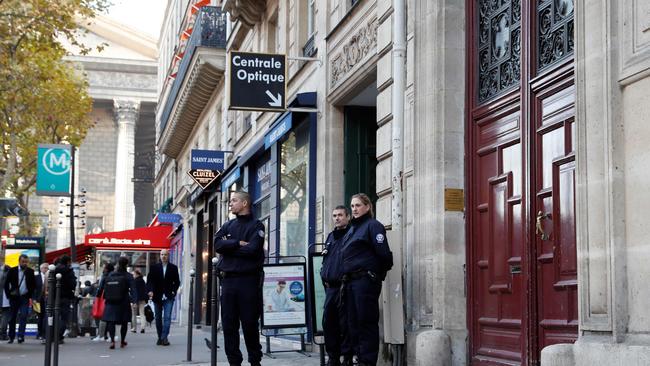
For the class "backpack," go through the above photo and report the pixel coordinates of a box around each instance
[103,274,127,302]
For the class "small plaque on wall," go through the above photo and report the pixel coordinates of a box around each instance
[444,188,464,212]
[315,196,323,234]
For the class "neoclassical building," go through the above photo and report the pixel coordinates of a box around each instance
[29,15,157,250]
[154,0,650,365]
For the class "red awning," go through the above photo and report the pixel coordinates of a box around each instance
[84,226,173,251]
[45,244,92,264]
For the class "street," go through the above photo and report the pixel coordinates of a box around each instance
[0,324,321,366]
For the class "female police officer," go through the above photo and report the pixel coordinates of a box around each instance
[341,193,393,366]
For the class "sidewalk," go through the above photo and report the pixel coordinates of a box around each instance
[0,324,322,366]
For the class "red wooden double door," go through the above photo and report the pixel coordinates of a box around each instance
[466,0,577,364]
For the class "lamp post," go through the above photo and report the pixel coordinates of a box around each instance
[43,264,56,366]
[52,273,62,366]
[210,257,218,366]
[185,269,196,362]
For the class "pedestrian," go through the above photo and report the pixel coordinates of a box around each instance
[146,249,180,346]
[340,193,393,366]
[54,255,77,343]
[34,262,48,340]
[3,254,36,343]
[0,254,12,341]
[214,191,265,366]
[93,263,114,342]
[321,205,353,366]
[99,257,135,349]
[130,269,147,333]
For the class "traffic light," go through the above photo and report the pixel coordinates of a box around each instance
[0,198,28,217]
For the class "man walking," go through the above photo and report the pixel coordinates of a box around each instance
[4,254,35,343]
[214,191,265,366]
[34,262,48,339]
[147,249,180,346]
[54,255,77,343]
[0,254,10,341]
[321,206,353,366]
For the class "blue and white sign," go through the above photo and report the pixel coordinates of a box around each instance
[264,113,292,149]
[190,150,225,171]
[36,144,72,196]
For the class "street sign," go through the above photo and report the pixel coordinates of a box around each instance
[190,149,225,171]
[229,51,286,111]
[187,169,220,190]
[36,144,72,196]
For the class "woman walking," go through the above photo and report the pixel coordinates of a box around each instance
[99,257,135,349]
[131,269,147,333]
[93,263,114,342]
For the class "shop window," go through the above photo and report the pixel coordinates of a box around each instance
[279,121,310,258]
[95,250,161,279]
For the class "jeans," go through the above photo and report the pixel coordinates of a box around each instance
[8,296,30,340]
[154,298,174,341]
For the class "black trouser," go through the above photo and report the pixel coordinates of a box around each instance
[220,274,263,365]
[344,275,382,366]
[106,320,128,342]
[58,298,72,338]
[37,298,45,338]
[323,286,352,360]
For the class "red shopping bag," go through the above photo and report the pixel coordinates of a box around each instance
[92,294,105,319]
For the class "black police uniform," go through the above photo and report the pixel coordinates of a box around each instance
[214,213,265,366]
[340,213,393,366]
[320,226,353,365]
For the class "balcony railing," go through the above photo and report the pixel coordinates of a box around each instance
[159,6,227,134]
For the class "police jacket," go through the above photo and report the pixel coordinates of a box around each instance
[320,226,349,284]
[214,213,265,274]
[341,213,393,279]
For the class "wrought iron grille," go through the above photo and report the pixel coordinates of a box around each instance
[537,0,574,71]
[477,0,522,104]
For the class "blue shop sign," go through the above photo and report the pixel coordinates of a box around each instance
[264,113,292,149]
[191,150,225,171]
[221,168,241,192]
[36,144,72,196]
[157,213,182,225]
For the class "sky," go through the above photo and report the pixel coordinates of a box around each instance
[105,0,168,40]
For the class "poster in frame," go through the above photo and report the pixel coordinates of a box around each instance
[261,262,307,329]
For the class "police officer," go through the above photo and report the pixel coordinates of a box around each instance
[214,191,265,366]
[341,193,393,366]
[321,206,353,366]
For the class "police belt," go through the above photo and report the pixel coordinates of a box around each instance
[323,280,342,288]
[218,270,260,279]
[341,270,377,283]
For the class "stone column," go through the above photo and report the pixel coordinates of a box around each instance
[113,100,140,231]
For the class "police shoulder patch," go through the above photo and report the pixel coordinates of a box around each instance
[258,230,265,238]
[375,233,385,244]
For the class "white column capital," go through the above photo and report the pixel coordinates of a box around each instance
[113,99,141,125]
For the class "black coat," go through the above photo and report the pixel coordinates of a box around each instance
[341,213,394,279]
[99,270,135,323]
[146,262,180,304]
[54,264,77,300]
[4,266,36,300]
[33,272,44,301]
[134,276,148,302]
[320,227,349,283]
[214,214,265,274]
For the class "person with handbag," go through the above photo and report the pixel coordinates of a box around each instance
[3,254,36,344]
[92,263,113,342]
[33,262,48,340]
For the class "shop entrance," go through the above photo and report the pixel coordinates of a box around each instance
[466,1,577,364]
[343,83,378,207]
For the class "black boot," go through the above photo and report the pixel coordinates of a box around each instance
[326,356,342,366]
[342,355,354,366]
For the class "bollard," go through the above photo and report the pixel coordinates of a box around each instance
[185,269,195,362]
[210,257,218,366]
[52,273,62,366]
[44,265,56,366]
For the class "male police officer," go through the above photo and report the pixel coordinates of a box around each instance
[341,193,393,366]
[214,191,265,366]
[321,206,353,366]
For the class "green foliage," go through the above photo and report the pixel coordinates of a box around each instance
[0,0,109,233]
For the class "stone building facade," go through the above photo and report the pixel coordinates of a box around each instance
[154,0,650,365]
[29,16,157,250]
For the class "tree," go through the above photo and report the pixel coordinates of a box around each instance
[0,0,109,234]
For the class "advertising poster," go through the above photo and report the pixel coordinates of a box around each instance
[5,248,40,270]
[310,255,325,334]
[262,263,306,328]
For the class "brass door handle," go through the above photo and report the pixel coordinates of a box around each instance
[536,211,552,240]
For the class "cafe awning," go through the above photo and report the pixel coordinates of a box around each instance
[84,225,173,251]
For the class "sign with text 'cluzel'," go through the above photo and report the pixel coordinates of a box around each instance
[36,144,72,196]
[229,51,286,112]
[188,150,225,189]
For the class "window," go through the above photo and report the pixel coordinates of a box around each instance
[307,0,315,37]
[279,121,310,258]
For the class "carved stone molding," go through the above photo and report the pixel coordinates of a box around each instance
[619,0,650,84]
[113,100,141,124]
[223,0,266,28]
[329,18,378,89]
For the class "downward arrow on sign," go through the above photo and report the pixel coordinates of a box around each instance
[265,90,282,107]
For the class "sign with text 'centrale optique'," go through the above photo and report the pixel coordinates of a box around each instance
[36,144,72,196]
[228,51,286,112]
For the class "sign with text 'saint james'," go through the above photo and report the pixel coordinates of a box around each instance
[188,150,225,190]
[229,51,286,112]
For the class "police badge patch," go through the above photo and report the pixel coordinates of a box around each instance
[375,233,385,244]
[258,230,265,238]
